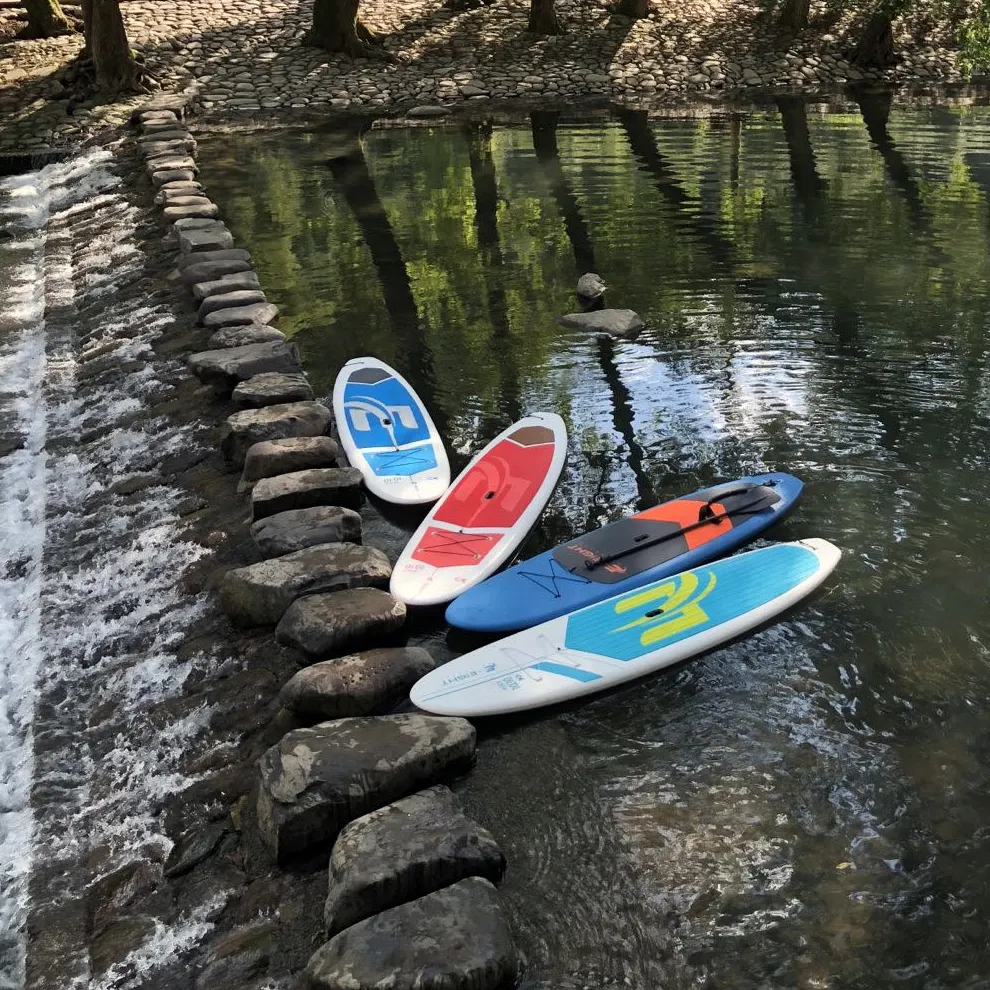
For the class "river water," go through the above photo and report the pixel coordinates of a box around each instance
[199,95,990,989]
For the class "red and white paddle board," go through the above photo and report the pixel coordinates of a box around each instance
[390,413,568,607]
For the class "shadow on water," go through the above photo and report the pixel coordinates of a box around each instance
[197,93,990,989]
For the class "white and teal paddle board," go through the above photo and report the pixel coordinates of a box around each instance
[333,356,450,505]
[411,539,841,716]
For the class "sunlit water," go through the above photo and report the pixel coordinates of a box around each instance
[200,97,990,989]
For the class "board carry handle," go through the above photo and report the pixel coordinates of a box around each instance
[583,484,777,571]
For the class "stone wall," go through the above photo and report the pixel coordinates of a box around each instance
[136,98,522,990]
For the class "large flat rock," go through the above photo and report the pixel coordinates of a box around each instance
[208,324,285,349]
[279,647,436,720]
[220,401,332,468]
[251,467,363,521]
[303,877,517,990]
[257,714,476,861]
[556,308,644,339]
[198,289,266,321]
[151,167,196,188]
[163,203,219,224]
[178,224,234,254]
[274,588,406,659]
[192,271,261,302]
[324,785,505,936]
[187,341,301,388]
[233,372,314,410]
[241,436,339,487]
[178,247,252,269]
[251,504,361,558]
[219,543,391,627]
[203,301,279,329]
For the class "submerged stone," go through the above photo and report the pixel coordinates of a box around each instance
[233,372,314,410]
[203,301,279,328]
[187,341,301,388]
[219,543,391,627]
[303,878,516,990]
[556,308,644,338]
[274,587,405,658]
[163,822,229,878]
[220,401,332,468]
[207,324,285,349]
[256,713,476,860]
[324,785,505,935]
[279,646,436,720]
[251,467,363,520]
[407,105,452,118]
[251,504,361,557]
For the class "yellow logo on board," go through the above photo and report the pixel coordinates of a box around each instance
[612,570,718,646]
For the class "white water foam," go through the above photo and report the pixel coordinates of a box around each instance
[0,147,221,990]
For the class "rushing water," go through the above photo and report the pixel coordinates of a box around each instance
[0,149,223,990]
[200,95,990,989]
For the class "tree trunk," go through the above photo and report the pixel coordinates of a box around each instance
[853,10,895,67]
[23,0,73,38]
[528,0,561,35]
[84,0,138,91]
[778,0,810,30]
[310,0,381,56]
[611,0,649,18]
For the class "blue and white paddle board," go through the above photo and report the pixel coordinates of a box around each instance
[412,539,840,717]
[333,357,450,505]
[445,472,803,633]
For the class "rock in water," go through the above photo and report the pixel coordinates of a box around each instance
[187,341,302,389]
[208,325,285,349]
[220,401,332,468]
[251,505,361,557]
[324,785,505,936]
[251,467,363,520]
[219,543,391,627]
[198,289,267,322]
[191,271,261,302]
[303,877,517,990]
[241,436,338,487]
[178,224,234,254]
[576,271,607,301]
[233,373,314,410]
[203,301,279,329]
[257,713,476,861]
[179,259,253,285]
[556,308,644,339]
[279,647,436,719]
[275,588,406,658]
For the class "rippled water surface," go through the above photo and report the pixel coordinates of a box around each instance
[200,97,990,989]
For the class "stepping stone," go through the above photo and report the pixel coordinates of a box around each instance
[161,194,214,209]
[324,785,504,935]
[233,372,313,410]
[241,435,338,486]
[192,271,261,302]
[198,289,266,322]
[251,504,361,557]
[556,308,644,339]
[187,341,301,388]
[304,878,517,990]
[164,203,219,224]
[155,181,205,203]
[178,248,251,269]
[179,259,252,285]
[139,135,197,155]
[219,543,391,627]
[137,128,194,145]
[220,401,332,468]
[139,109,179,126]
[178,225,235,255]
[203,301,278,329]
[275,587,405,658]
[280,647,436,721]
[145,153,197,173]
[256,713,476,861]
[141,121,185,136]
[152,168,197,188]
[208,324,284,349]
[173,217,220,233]
[251,467,363,521]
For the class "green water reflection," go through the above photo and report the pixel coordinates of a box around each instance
[199,95,990,989]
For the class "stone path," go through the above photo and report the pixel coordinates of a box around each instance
[0,0,963,152]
